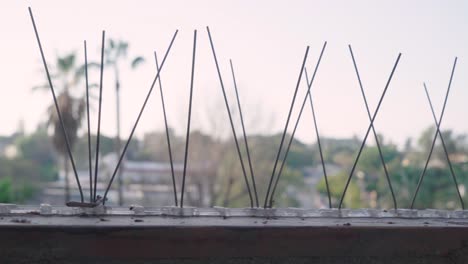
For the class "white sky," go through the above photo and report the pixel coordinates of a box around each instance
[1,1,468,146]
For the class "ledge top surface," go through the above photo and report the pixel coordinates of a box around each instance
[1,204,468,228]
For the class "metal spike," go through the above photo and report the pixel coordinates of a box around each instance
[423,83,464,209]
[348,45,397,210]
[93,31,105,202]
[84,41,93,202]
[338,53,402,209]
[306,70,332,208]
[155,51,178,207]
[180,30,197,208]
[28,7,84,203]
[410,58,457,209]
[229,60,259,207]
[264,46,310,208]
[409,57,459,208]
[102,30,179,204]
[206,26,254,208]
[269,42,327,208]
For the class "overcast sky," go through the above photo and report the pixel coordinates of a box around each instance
[1,1,467,147]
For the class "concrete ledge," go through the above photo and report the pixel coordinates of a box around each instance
[1,206,468,263]
[2,205,468,218]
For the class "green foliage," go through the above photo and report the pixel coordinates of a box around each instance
[0,178,12,203]
[316,130,468,210]
[272,166,305,207]
[286,144,315,169]
[0,175,37,204]
[359,145,400,173]
[16,129,58,181]
[317,171,361,208]
[411,167,458,210]
[321,137,361,165]
[105,38,144,71]
[131,57,145,69]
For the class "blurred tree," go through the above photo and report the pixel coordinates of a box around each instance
[397,127,468,209]
[139,129,183,162]
[34,52,86,201]
[104,39,144,205]
[73,133,116,168]
[16,126,58,181]
[215,134,308,208]
[0,178,12,203]
[317,171,361,208]
[0,157,39,203]
[315,128,468,209]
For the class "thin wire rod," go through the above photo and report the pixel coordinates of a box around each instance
[263,46,310,208]
[338,53,402,209]
[229,59,259,207]
[93,31,105,202]
[206,27,253,208]
[28,7,84,202]
[269,42,327,208]
[348,45,397,210]
[102,30,179,204]
[154,51,178,207]
[84,41,93,202]
[423,83,465,209]
[307,71,332,208]
[410,59,457,209]
[180,30,197,208]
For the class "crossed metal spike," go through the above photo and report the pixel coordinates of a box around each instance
[268,42,328,208]
[29,7,465,210]
[338,52,401,209]
[348,45,397,210]
[264,46,310,208]
[421,83,465,209]
[29,7,179,206]
[102,30,178,205]
[410,57,464,209]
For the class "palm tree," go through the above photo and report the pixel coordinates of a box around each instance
[105,39,144,205]
[35,52,86,201]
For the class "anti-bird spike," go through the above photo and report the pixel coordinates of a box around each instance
[423,83,464,209]
[339,53,401,209]
[180,30,197,208]
[269,42,327,208]
[207,26,254,208]
[229,60,259,207]
[264,46,310,208]
[28,7,84,203]
[155,51,178,207]
[102,30,179,204]
[348,45,397,210]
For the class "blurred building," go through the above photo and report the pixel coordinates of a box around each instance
[41,153,198,206]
